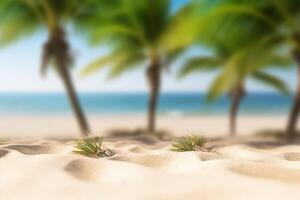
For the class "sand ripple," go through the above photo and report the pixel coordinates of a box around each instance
[282,152,300,161]
[229,162,300,184]
[128,146,149,153]
[64,159,102,181]
[5,145,55,155]
[0,148,9,157]
[198,152,227,161]
[110,153,173,168]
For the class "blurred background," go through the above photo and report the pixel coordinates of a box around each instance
[0,0,299,138]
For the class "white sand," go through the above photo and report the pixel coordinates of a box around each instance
[1,137,300,200]
[0,115,291,138]
[1,116,300,200]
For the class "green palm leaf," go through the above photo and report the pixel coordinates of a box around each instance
[178,56,223,78]
[108,52,144,78]
[252,71,289,94]
[80,54,115,77]
[81,0,191,79]
[207,71,236,102]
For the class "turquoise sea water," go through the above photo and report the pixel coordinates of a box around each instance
[0,92,293,116]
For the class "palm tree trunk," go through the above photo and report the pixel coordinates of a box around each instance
[59,67,91,136]
[286,48,300,139]
[229,84,245,136]
[146,59,161,133]
[42,27,90,137]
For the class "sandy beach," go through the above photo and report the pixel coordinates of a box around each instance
[1,116,300,200]
[1,0,300,199]
[0,115,292,138]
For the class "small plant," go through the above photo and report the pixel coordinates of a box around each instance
[0,139,6,145]
[255,129,284,138]
[171,135,209,152]
[73,137,115,158]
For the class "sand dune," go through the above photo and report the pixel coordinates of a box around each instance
[1,136,300,200]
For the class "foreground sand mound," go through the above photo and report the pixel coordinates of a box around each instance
[110,151,225,171]
[111,153,174,168]
[2,137,300,200]
[128,146,149,153]
[0,148,9,157]
[229,162,300,184]
[219,145,284,164]
[198,151,227,161]
[282,152,300,161]
[64,159,103,181]
[110,143,153,154]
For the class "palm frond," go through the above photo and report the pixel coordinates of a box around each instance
[80,54,115,77]
[178,56,223,78]
[207,73,234,102]
[81,41,145,77]
[78,0,185,79]
[251,71,289,94]
[0,0,99,45]
[205,4,275,28]
[266,0,294,29]
[159,1,199,52]
[0,1,40,46]
[87,23,140,45]
[108,52,145,78]
[206,48,248,101]
[162,0,277,52]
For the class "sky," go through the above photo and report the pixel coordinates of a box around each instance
[0,0,297,93]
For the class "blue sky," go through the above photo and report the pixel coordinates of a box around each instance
[0,0,296,93]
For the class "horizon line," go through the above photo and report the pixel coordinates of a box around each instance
[0,90,290,94]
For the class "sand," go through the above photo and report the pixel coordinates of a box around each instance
[1,116,300,200]
[0,115,291,138]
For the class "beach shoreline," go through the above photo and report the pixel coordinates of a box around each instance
[0,115,292,139]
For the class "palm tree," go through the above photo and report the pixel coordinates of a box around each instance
[250,0,300,139]
[81,0,189,133]
[202,0,300,138]
[169,0,298,138]
[179,41,290,136]
[0,0,95,136]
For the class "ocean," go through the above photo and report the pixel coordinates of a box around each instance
[0,92,293,116]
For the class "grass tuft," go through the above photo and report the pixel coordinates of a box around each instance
[255,129,284,138]
[73,137,115,158]
[0,139,6,145]
[171,135,208,152]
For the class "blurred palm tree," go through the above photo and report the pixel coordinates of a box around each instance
[168,0,298,137]
[179,40,290,136]
[0,0,99,136]
[81,0,189,133]
[244,0,300,139]
[206,0,300,137]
